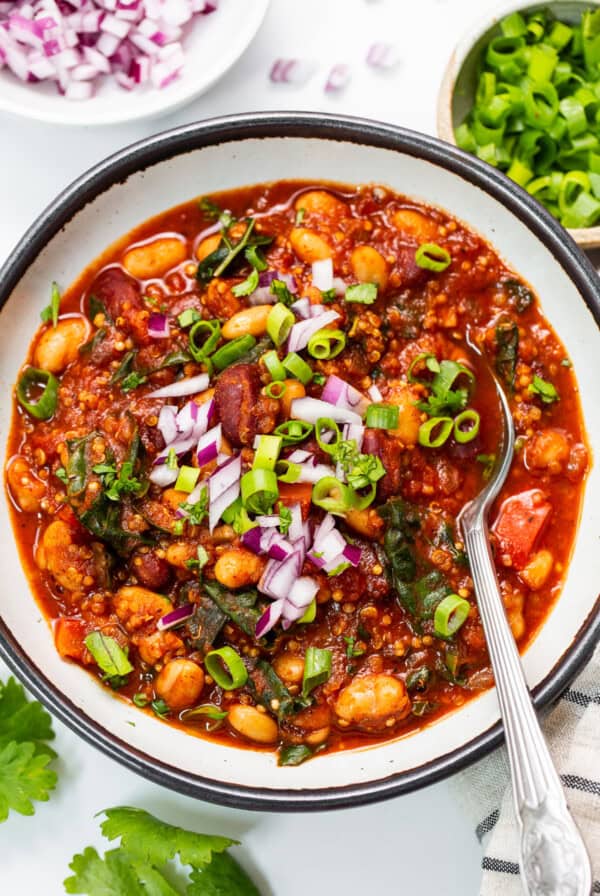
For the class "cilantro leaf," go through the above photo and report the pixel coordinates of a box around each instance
[0,740,56,822]
[64,846,149,896]
[188,852,261,895]
[345,283,378,304]
[0,677,55,751]
[528,374,559,405]
[179,487,209,526]
[99,807,235,868]
[269,278,294,306]
[232,268,259,297]
[277,502,292,535]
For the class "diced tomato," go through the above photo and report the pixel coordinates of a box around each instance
[277,482,313,520]
[492,489,551,569]
[54,617,87,661]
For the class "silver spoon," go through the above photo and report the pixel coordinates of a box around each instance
[457,362,592,896]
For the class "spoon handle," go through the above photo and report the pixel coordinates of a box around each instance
[462,517,592,896]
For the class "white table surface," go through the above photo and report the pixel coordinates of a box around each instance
[0,1,505,892]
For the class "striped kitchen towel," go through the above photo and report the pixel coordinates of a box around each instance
[454,644,600,894]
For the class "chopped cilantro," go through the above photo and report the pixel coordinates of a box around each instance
[294,207,306,225]
[344,636,365,659]
[528,375,559,405]
[151,699,170,719]
[277,502,292,535]
[179,487,209,526]
[270,278,295,306]
[55,466,68,485]
[476,453,496,480]
[232,267,260,297]
[321,287,337,303]
[345,282,378,304]
[93,460,145,502]
[120,372,147,392]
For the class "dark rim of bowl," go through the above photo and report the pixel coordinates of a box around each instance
[0,112,599,812]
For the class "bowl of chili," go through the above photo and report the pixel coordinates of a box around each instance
[437,0,600,248]
[0,112,599,810]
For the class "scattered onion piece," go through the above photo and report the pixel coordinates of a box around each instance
[324,63,350,93]
[269,57,315,85]
[157,603,194,631]
[366,42,401,70]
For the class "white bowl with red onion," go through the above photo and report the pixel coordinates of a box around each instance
[0,113,598,809]
[0,0,269,124]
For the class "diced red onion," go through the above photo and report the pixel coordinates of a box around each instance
[196,423,221,466]
[343,422,364,452]
[325,63,350,93]
[332,276,346,295]
[175,398,198,433]
[149,462,179,487]
[290,396,362,426]
[269,58,315,86]
[311,258,333,292]
[287,503,303,543]
[342,543,362,566]
[321,374,370,417]
[157,603,194,631]
[287,310,339,353]
[366,41,401,69]
[290,297,310,319]
[255,599,285,638]
[157,404,178,444]
[255,514,281,528]
[259,551,300,600]
[286,448,312,464]
[208,455,240,532]
[295,462,335,484]
[148,373,209,399]
[308,303,326,318]
[368,384,383,402]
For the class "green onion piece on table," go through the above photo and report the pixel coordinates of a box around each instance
[241,468,279,514]
[267,303,295,346]
[16,367,59,420]
[453,409,481,443]
[282,352,313,384]
[204,647,248,690]
[365,403,399,429]
[307,328,346,359]
[415,243,452,272]
[302,647,332,698]
[433,594,470,638]
[210,334,256,371]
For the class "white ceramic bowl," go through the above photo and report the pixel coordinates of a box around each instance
[0,0,269,126]
[437,0,600,249]
[1,113,599,810]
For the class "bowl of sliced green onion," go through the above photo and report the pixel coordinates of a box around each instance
[437,1,600,247]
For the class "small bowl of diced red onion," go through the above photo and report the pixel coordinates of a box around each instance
[0,0,269,125]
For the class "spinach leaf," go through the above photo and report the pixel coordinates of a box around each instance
[88,294,112,323]
[495,318,519,390]
[196,219,272,284]
[203,581,262,638]
[181,585,227,657]
[504,278,533,313]
[110,350,137,386]
[79,328,107,356]
[246,660,304,720]
[434,521,468,567]
[278,744,314,767]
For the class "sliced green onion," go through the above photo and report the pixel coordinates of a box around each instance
[315,417,342,455]
[241,468,279,514]
[307,328,346,359]
[312,476,356,515]
[221,497,256,533]
[433,594,470,638]
[16,367,59,420]
[344,283,378,304]
[263,349,286,381]
[501,12,526,38]
[408,352,440,384]
[267,303,295,346]
[253,435,282,471]
[415,243,452,272]
[453,409,481,443]
[299,600,316,624]
[178,308,201,328]
[365,402,399,429]
[205,646,248,690]
[265,381,286,399]
[274,420,314,445]
[210,334,256,371]
[302,646,332,698]
[40,281,61,327]
[276,460,302,483]
[188,319,221,361]
[174,465,200,493]
[418,416,454,448]
[181,704,228,721]
[282,352,313,384]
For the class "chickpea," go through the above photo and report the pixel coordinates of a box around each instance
[123,237,187,279]
[195,233,221,262]
[344,507,384,539]
[289,227,333,263]
[33,316,90,374]
[214,547,265,589]
[138,630,184,666]
[155,658,204,711]
[520,549,554,591]
[350,245,389,289]
[295,190,348,218]
[221,305,272,340]
[273,653,305,684]
[392,208,439,241]
[7,455,46,512]
[113,585,172,631]
[525,429,570,471]
[280,379,305,418]
[165,541,198,569]
[227,704,278,743]
[36,520,93,592]
[384,381,422,445]
[335,674,410,726]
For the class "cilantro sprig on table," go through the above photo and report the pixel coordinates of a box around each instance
[0,677,57,823]
[64,806,260,896]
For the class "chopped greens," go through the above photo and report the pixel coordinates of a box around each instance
[40,281,61,327]
[495,319,519,390]
[528,374,559,404]
[417,359,473,417]
[278,744,314,766]
[196,219,272,284]
[270,278,295,306]
[151,699,170,719]
[84,632,133,686]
